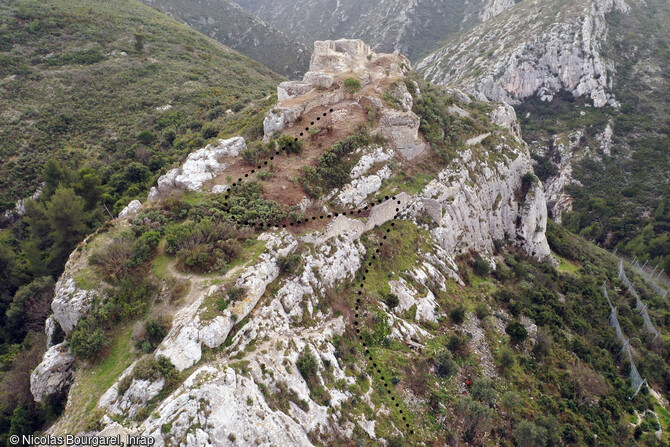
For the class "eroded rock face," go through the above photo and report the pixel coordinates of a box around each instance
[337,146,393,206]
[540,131,584,223]
[118,200,142,219]
[373,109,427,159]
[277,81,314,101]
[105,377,166,419]
[51,242,102,334]
[139,366,315,447]
[419,0,630,107]
[479,0,516,21]
[490,103,522,139]
[155,232,297,371]
[147,137,246,201]
[30,343,75,403]
[411,143,551,260]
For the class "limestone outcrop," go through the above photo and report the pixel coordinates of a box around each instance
[410,138,551,260]
[118,199,142,219]
[147,137,246,201]
[51,241,102,334]
[30,343,75,403]
[373,109,428,160]
[418,0,630,107]
[36,37,557,445]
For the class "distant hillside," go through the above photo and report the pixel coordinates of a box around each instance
[0,0,282,210]
[140,0,310,78]
[232,0,517,62]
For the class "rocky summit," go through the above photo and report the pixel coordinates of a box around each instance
[29,38,558,444]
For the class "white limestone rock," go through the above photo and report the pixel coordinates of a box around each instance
[337,146,393,206]
[155,232,297,371]
[303,71,335,88]
[106,378,166,419]
[138,366,315,447]
[479,0,516,21]
[389,277,438,323]
[51,277,97,334]
[542,131,584,222]
[277,81,314,101]
[596,121,614,156]
[490,103,522,139]
[262,106,301,140]
[45,315,58,349]
[385,81,413,111]
[118,199,142,219]
[148,137,245,201]
[419,0,630,108]
[413,144,551,260]
[30,343,75,403]
[373,109,427,159]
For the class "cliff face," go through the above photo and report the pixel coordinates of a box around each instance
[417,0,630,107]
[33,39,551,444]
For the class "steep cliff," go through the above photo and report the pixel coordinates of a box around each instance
[418,0,630,107]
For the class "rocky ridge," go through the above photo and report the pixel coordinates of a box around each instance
[418,0,630,107]
[33,39,553,445]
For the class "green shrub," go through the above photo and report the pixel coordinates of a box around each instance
[384,293,400,309]
[447,331,469,357]
[506,321,528,344]
[145,317,170,346]
[117,374,133,396]
[201,123,219,139]
[136,130,156,145]
[89,233,133,281]
[241,148,258,165]
[474,303,491,320]
[277,135,302,154]
[70,326,107,360]
[449,305,466,324]
[343,77,362,93]
[130,230,161,265]
[278,254,302,276]
[471,377,497,406]
[514,420,549,447]
[435,349,458,377]
[473,255,491,276]
[499,347,515,371]
[296,346,318,379]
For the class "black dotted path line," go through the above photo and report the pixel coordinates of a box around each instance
[222,106,414,437]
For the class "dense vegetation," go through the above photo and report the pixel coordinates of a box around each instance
[331,219,670,445]
[0,0,283,440]
[517,0,670,273]
[0,0,281,209]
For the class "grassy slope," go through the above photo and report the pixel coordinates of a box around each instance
[0,0,282,208]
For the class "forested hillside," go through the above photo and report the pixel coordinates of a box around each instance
[0,0,281,439]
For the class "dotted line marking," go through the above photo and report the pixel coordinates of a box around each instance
[221,106,414,436]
